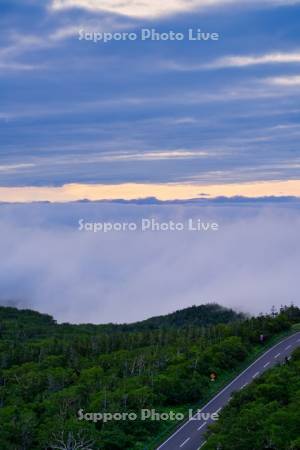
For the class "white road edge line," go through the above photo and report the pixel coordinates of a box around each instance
[156,332,300,450]
[275,353,281,359]
[253,372,260,378]
[215,407,222,414]
[263,362,270,368]
[199,441,207,449]
[197,423,206,431]
[180,437,191,447]
[241,383,248,389]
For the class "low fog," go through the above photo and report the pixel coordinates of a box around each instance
[0,201,299,323]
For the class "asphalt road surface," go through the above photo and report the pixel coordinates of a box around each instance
[156,332,300,450]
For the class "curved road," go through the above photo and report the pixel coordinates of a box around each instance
[156,331,300,450]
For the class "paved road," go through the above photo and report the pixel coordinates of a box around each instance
[156,332,300,450]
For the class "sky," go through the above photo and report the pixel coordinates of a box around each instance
[1,0,300,200]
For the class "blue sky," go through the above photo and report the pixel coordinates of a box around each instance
[1,0,300,194]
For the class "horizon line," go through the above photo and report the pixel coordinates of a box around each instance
[1,179,300,203]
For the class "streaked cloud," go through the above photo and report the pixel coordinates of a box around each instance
[0,163,35,173]
[211,52,300,68]
[50,0,300,19]
[267,75,300,86]
[99,150,210,161]
[0,62,40,72]
[0,15,128,74]
[0,78,295,121]
[50,0,235,18]
[163,51,300,72]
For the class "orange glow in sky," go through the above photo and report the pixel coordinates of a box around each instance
[1,180,300,202]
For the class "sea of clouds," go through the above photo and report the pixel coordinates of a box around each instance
[0,200,299,323]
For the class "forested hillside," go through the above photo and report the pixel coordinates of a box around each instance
[0,303,243,337]
[204,345,300,450]
[0,303,299,450]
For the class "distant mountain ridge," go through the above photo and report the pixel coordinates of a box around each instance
[118,303,244,331]
[0,303,244,335]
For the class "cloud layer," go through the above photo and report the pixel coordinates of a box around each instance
[1,1,300,187]
[0,202,299,323]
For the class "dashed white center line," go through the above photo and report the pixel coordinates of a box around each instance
[215,407,222,414]
[264,362,270,368]
[286,345,292,350]
[180,437,191,447]
[275,353,281,359]
[199,441,207,449]
[241,382,248,389]
[253,372,260,378]
[197,423,207,431]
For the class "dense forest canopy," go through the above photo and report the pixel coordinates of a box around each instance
[0,303,299,450]
[204,346,300,450]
